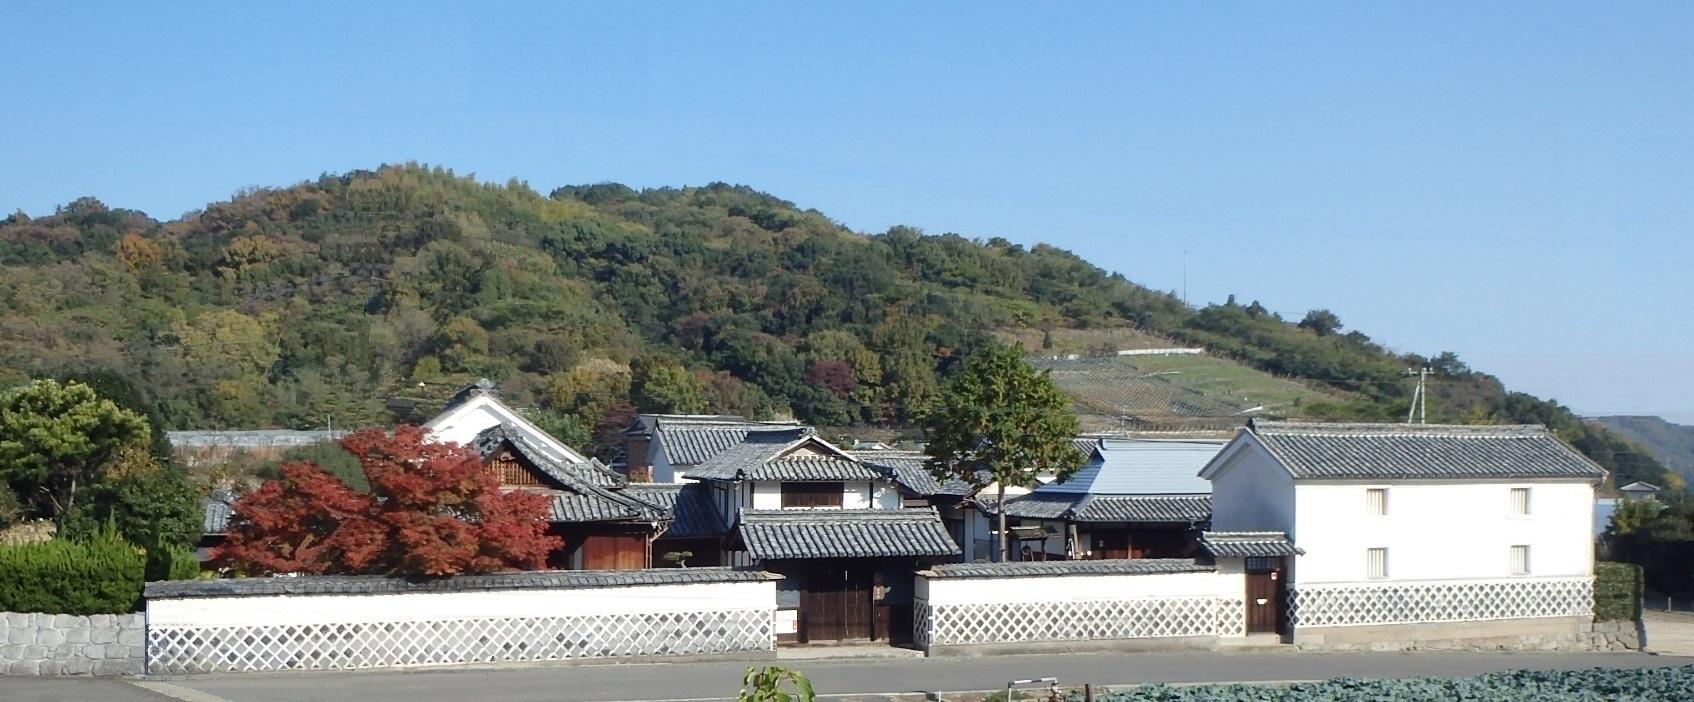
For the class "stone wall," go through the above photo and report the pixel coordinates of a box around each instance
[1292,615,1595,652]
[1590,619,1645,651]
[0,612,145,676]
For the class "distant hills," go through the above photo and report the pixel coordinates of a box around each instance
[1592,416,1694,486]
[0,163,1675,489]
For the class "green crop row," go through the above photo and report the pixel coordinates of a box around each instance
[1094,665,1693,701]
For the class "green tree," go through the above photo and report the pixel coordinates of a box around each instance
[74,445,201,547]
[0,380,150,529]
[631,356,708,414]
[921,343,1084,562]
[1297,308,1343,336]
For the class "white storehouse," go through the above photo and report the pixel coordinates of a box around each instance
[1199,420,1605,649]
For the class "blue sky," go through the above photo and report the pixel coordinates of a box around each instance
[3,2,1691,422]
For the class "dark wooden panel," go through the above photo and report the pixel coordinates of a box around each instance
[581,534,649,571]
[782,482,844,508]
[1244,557,1285,634]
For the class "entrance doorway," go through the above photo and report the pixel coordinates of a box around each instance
[1244,556,1286,635]
[799,564,874,642]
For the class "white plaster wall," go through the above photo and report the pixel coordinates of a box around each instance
[922,571,1240,606]
[844,481,872,509]
[873,482,902,510]
[751,482,783,510]
[149,581,778,628]
[426,403,505,448]
[651,443,680,484]
[1293,481,1595,584]
[1206,446,1296,534]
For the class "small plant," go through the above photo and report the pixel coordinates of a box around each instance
[662,550,693,567]
[738,665,815,702]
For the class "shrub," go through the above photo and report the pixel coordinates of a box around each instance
[1595,561,1644,622]
[0,526,144,614]
[1093,666,1694,701]
[145,541,202,582]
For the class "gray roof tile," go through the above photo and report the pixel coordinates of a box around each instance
[1198,531,1303,557]
[689,430,887,482]
[1249,421,1607,481]
[997,493,1211,523]
[645,416,806,466]
[738,508,960,560]
[145,567,780,599]
[625,483,726,539]
[202,488,236,534]
[922,558,1213,579]
[852,450,978,497]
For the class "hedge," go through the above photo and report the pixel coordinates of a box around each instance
[0,527,144,614]
[1595,561,1644,622]
[1096,665,1694,701]
[145,541,202,582]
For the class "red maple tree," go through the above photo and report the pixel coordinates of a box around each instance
[214,425,561,576]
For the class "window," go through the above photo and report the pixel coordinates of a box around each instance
[1366,547,1388,579]
[1511,487,1531,516]
[1365,488,1388,516]
[781,482,843,508]
[1511,545,1531,575]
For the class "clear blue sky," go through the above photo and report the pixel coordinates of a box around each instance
[4,3,1691,422]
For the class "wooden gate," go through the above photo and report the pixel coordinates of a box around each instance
[1244,556,1285,634]
[799,564,873,642]
[581,533,649,570]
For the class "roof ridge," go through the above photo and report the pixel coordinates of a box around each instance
[1252,420,1551,437]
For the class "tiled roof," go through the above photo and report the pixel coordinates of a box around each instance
[996,493,1211,523]
[1070,495,1211,522]
[474,424,624,489]
[202,488,236,534]
[626,483,726,538]
[738,508,960,560]
[1197,531,1303,558]
[475,424,664,523]
[921,558,1213,579]
[1248,421,1607,481]
[688,430,886,482]
[852,450,978,497]
[145,567,781,599]
[647,416,806,466]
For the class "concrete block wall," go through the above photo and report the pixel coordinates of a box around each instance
[0,612,145,676]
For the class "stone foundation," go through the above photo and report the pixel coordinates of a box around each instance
[0,612,145,676]
[1589,619,1644,651]
[1293,615,1593,652]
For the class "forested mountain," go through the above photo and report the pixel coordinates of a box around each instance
[0,164,1671,489]
[1592,416,1694,485]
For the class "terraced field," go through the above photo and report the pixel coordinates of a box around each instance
[1030,352,1345,432]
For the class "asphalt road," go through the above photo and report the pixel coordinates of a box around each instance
[2,651,1689,702]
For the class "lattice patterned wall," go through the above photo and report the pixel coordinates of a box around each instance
[147,609,774,674]
[1289,577,1593,628]
[916,596,1244,647]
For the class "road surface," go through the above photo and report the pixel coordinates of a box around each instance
[1,650,1688,702]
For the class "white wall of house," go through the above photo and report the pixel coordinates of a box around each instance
[650,442,682,484]
[739,480,898,512]
[1293,480,1594,584]
[1205,443,1296,535]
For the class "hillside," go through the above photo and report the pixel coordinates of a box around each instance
[1593,416,1694,485]
[0,164,1672,488]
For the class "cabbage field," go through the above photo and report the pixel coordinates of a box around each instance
[1095,665,1694,701]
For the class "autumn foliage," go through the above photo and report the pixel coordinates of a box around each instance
[213,425,560,576]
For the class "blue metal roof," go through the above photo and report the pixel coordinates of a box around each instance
[1034,438,1223,496]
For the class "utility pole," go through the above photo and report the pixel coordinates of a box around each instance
[1181,250,1188,306]
[1405,367,1431,424]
